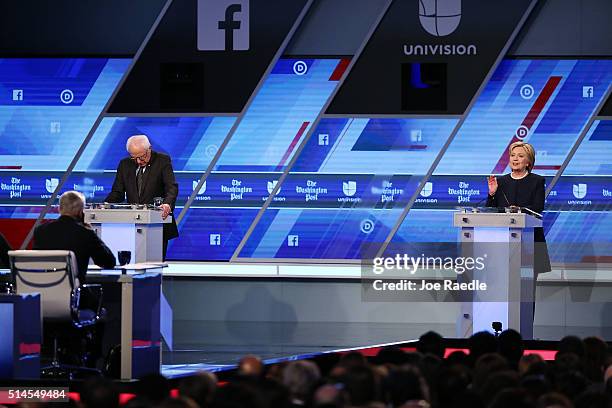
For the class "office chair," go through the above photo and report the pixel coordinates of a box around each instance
[8,250,104,379]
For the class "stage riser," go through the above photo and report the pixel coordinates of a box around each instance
[162,278,612,345]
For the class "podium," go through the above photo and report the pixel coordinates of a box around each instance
[84,207,170,263]
[453,209,542,339]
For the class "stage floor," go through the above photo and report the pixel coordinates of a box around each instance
[159,320,443,378]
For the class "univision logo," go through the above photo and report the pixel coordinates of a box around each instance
[419,0,461,37]
[419,182,433,198]
[193,180,207,195]
[45,178,59,194]
[403,0,477,56]
[267,180,281,195]
[572,183,587,199]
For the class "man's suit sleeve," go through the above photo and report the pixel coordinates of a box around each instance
[162,157,178,208]
[86,228,117,269]
[105,160,126,203]
[0,233,10,268]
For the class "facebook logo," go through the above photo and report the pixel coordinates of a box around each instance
[582,86,594,98]
[197,0,249,51]
[209,234,221,246]
[318,134,329,146]
[288,235,299,247]
[50,121,61,134]
[12,89,23,101]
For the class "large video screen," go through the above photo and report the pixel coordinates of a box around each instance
[3,57,610,265]
[0,58,130,220]
[236,58,612,261]
[168,58,348,260]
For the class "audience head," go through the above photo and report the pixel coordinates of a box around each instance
[313,384,348,408]
[339,365,380,407]
[417,330,445,359]
[582,336,609,382]
[383,365,430,407]
[178,371,217,408]
[338,351,368,369]
[536,392,573,408]
[59,190,86,219]
[498,329,524,366]
[489,388,535,408]
[473,353,509,392]
[374,345,410,366]
[557,336,585,358]
[238,354,264,378]
[470,331,498,364]
[79,377,119,408]
[282,360,321,405]
[520,354,545,376]
[212,382,264,408]
[480,370,520,405]
[134,373,171,405]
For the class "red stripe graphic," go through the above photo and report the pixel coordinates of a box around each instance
[19,342,41,355]
[132,340,161,347]
[0,166,22,169]
[329,58,351,81]
[277,121,310,170]
[533,165,561,170]
[492,76,562,174]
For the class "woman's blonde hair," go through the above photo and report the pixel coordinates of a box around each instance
[509,142,536,172]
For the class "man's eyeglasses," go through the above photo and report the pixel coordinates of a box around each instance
[129,148,150,162]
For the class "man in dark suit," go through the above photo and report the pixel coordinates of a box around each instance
[34,191,115,367]
[33,191,116,285]
[0,232,10,269]
[104,135,179,259]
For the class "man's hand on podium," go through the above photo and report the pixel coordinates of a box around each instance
[160,204,171,220]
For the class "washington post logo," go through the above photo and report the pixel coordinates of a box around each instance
[418,0,461,37]
[198,0,249,51]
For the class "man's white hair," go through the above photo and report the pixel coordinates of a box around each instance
[126,135,151,152]
[59,191,86,217]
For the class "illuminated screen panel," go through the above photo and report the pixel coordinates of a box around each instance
[435,59,612,176]
[213,58,345,172]
[168,57,349,260]
[235,117,458,260]
[0,58,130,219]
[543,120,612,263]
[388,119,612,264]
[64,116,236,205]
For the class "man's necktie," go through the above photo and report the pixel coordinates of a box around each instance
[136,166,144,200]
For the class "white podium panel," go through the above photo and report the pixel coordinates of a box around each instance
[85,208,169,263]
[453,211,542,339]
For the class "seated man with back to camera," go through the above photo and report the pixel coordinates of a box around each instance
[33,191,116,367]
[34,190,116,284]
[104,134,179,259]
